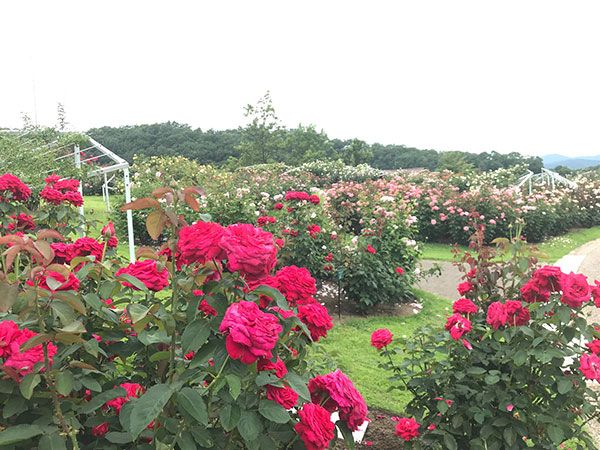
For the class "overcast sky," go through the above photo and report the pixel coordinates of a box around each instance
[1,1,599,156]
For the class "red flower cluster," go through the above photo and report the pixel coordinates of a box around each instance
[560,272,591,308]
[257,356,287,378]
[40,175,83,207]
[580,353,600,381]
[309,369,368,431]
[307,224,321,238]
[219,301,282,364]
[486,300,530,329]
[294,403,335,450]
[371,328,393,349]
[266,384,298,409]
[457,281,474,296]
[0,320,57,378]
[257,216,276,226]
[7,213,35,232]
[178,221,225,265]
[395,417,421,442]
[285,191,320,204]
[366,244,377,254]
[116,259,169,292]
[0,173,31,202]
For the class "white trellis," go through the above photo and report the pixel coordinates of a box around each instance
[38,135,136,262]
[515,168,577,194]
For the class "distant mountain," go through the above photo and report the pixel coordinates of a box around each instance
[543,154,600,169]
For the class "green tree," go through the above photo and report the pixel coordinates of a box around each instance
[438,151,475,173]
[237,91,284,165]
[282,125,333,165]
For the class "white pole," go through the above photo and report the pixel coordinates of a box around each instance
[103,172,111,211]
[73,144,85,235]
[123,167,136,262]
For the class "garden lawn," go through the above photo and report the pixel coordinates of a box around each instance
[421,226,600,263]
[319,289,451,413]
[84,195,130,259]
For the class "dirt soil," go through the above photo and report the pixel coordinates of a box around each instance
[331,409,403,449]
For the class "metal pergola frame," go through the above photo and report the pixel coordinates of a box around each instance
[516,168,577,194]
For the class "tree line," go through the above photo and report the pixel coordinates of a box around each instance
[87,93,543,173]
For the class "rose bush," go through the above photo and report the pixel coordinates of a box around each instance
[0,173,368,449]
[373,226,600,449]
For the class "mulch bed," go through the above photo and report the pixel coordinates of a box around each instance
[331,408,404,449]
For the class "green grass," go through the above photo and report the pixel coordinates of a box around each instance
[421,226,600,263]
[84,195,130,259]
[319,289,451,413]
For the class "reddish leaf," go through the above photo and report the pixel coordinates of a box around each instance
[146,210,167,240]
[36,229,65,241]
[120,197,160,211]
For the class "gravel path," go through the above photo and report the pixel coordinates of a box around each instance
[418,239,600,445]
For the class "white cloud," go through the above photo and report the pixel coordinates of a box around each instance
[1,0,599,156]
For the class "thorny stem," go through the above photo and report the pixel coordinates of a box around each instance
[206,355,230,390]
[169,236,179,382]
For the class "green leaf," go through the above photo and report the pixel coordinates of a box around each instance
[251,285,289,311]
[255,371,280,387]
[177,387,208,426]
[0,424,43,445]
[19,373,41,400]
[484,374,500,385]
[128,303,150,324]
[443,433,458,450]
[557,378,572,394]
[149,350,171,362]
[181,319,211,354]
[56,371,75,396]
[38,432,67,450]
[220,404,241,432]
[513,350,528,366]
[57,320,86,333]
[190,427,214,447]
[285,372,310,401]
[336,421,356,449]
[176,431,197,450]
[503,428,516,446]
[20,333,52,352]
[99,281,118,300]
[118,273,149,292]
[258,400,290,424]
[467,367,487,375]
[3,396,27,419]
[547,425,564,444]
[237,410,262,443]
[127,383,174,439]
[78,387,126,414]
[226,374,242,400]
[105,432,134,444]
[81,376,102,392]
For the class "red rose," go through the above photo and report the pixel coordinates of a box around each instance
[198,299,217,317]
[309,194,321,205]
[38,271,80,292]
[586,340,600,355]
[40,187,64,205]
[294,403,335,450]
[591,280,600,307]
[395,267,404,275]
[70,237,105,262]
[257,357,287,378]
[105,382,144,413]
[178,221,225,265]
[520,279,550,303]
[371,328,393,349]
[309,369,368,431]
[445,313,472,340]
[266,384,298,409]
[532,266,563,291]
[580,353,600,381]
[452,298,478,315]
[63,191,84,207]
[395,417,420,442]
[7,213,35,231]
[274,265,317,306]
[457,281,474,296]
[366,244,377,254]
[560,272,591,308]
[219,301,282,364]
[285,191,310,201]
[505,300,530,326]
[298,301,333,341]
[486,302,508,330]
[92,422,109,437]
[101,221,115,237]
[274,202,284,210]
[0,173,31,202]
[1,323,57,377]
[50,242,72,264]
[116,260,169,292]
[220,224,277,281]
